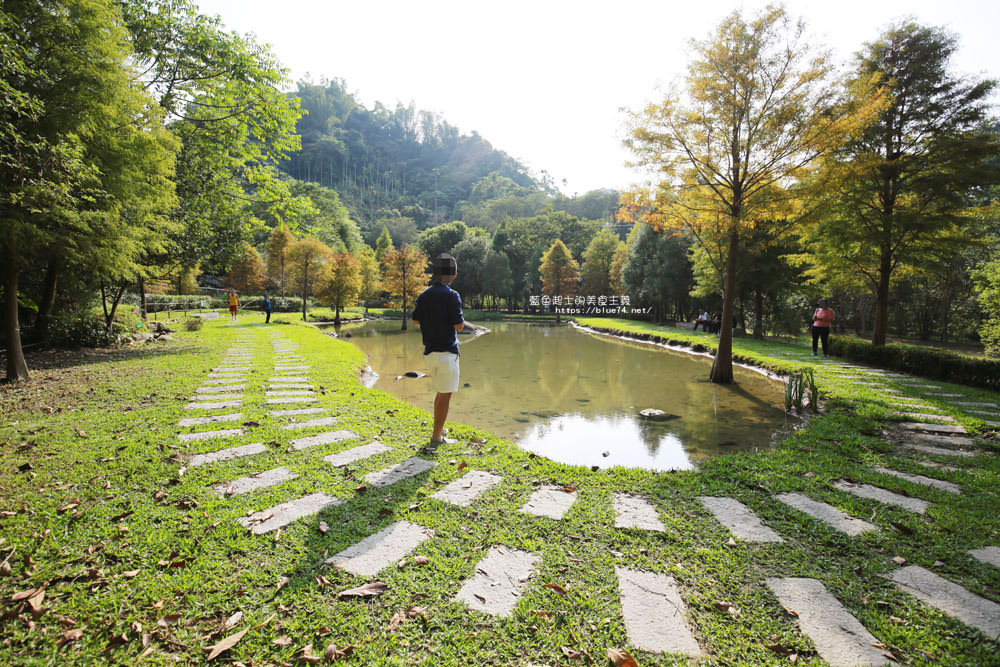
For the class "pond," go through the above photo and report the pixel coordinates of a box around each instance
[338,320,793,471]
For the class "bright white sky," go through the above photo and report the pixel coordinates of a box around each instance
[195,0,999,196]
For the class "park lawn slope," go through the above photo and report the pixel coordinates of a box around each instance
[0,314,996,665]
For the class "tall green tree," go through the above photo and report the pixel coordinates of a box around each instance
[539,239,579,323]
[355,245,381,314]
[625,5,880,382]
[802,22,999,345]
[316,252,362,326]
[266,224,295,298]
[580,229,620,296]
[286,237,332,321]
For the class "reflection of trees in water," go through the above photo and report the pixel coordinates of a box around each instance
[636,417,667,454]
[537,329,580,410]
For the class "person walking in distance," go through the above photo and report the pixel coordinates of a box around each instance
[263,294,273,324]
[412,254,464,445]
[812,298,835,357]
[227,289,240,321]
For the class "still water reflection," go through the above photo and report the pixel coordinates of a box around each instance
[340,320,792,471]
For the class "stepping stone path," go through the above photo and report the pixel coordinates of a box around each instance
[698,496,784,542]
[269,383,314,389]
[184,400,242,410]
[906,443,976,458]
[874,468,960,494]
[290,430,358,451]
[968,546,1000,569]
[616,567,702,657]
[195,384,244,393]
[766,577,892,667]
[178,413,243,427]
[955,401,997,408]
[269,376,309,383]
[178,428,243,443]
[832,481,929,513]
[520,485,578,520]
[188,442,266,467]
[431,470,502,506]
[454,546,541,617]
[272,407,326,417]
[238,493,341,535]
[214,467,298,497]
[323,442,391,467]
[267,396,317,405]
[900,422,967,435]
[613,494,665,532]
[886,566,1000,638]
[365,457,436,487]
[775,492,877,536]
[265,390,314,397]
[327,521,433,576]
[909,432,975,447]
[282,416,339,430]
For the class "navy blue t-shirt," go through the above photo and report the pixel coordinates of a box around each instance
[412,282,464,355]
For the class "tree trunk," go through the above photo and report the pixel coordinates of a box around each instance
[334,305,341,326]
[103,282,126,332]
[401,293,407,330]
[3,256,30,381]
[139,277,148,320]
[301,276,308,322]
[753,288,763,339]
[34,259,60,338]
[872,252,891,346]
[710,229,739,384]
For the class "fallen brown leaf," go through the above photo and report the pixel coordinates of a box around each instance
[204,626,250,661]
[544,583,567,596]
[607,647,638,667]
[324,644,354,661]
[318,521,329,534]
[272,635,292,646]
[457,461,468,471]
[413,556,430,565]
[337,582,388,598]
[58,627,85,646]
[560,645,581,659]
[277,576,290,591]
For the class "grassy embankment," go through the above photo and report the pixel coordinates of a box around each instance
[0,313,998,665]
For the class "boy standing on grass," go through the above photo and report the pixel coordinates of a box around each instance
[412,254,464,445]
[227,290,240,321]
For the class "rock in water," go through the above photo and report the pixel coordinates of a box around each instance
[404,371,425,378]
[639,409,678,421]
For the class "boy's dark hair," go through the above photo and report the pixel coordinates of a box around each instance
[433,253,457,277]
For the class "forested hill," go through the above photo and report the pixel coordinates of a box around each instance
[280,78,620,241]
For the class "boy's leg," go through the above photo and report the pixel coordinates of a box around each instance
[432,392,452,442]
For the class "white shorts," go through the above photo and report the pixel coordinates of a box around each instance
[425,352,460,394]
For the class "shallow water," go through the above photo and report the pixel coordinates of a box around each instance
[340,320,793,471]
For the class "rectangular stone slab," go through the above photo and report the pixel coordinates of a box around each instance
[612,494,665,532]
[207,373,246,379]
[832,481,929,514]
[267,396,318,404]
[237,493,341,535]
[326,521,432,576]
[188,442,267,467]
[365,457,436,487]
[955,401,998,408]
[178,428,244,443]
[269,376,309,383]
[290,430,358,450]
[905,443,976,458]
[893,412,957,423]
[968,546,1000,569]
[520,485,578,520]
[874,468,960,494]
[212,366,249,372]
[282,417,339,430]
[698,496,784,543]
[766,577,892,667]
[196,384,245,393]
[178,413,243,427]
[265,390,315,397]
[431,470,503,506]
[184,400,243,410]
[900,422,967,434]
[886,565,1000,638]
[190,393,244,401]
[273,365,309,370]
[214,467,297,496]
[269,383,315,389]
[203,378,250,386]
[924,392,964,398]
[323,441,391,466]
[910,432,975,447]
[454,546,541,617]
[615,567,702,657]
[271,407,326,417]
[775,492,877,536]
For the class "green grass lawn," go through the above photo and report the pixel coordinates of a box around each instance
[1,313,998,665]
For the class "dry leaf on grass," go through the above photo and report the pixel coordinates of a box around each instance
[204,626,250,661]
[337,582,388,598]
[607,647,638,667]
[272,635,292,646]
[58,628,85,646]
[544,583,567,596]
[324,644,355,661]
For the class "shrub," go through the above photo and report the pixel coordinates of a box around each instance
[183,317,204,331]
[47,309,123,348]
[828,335,1000,391]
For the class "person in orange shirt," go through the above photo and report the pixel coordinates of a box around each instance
[227,290,240,321]
[811,298,835,357]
